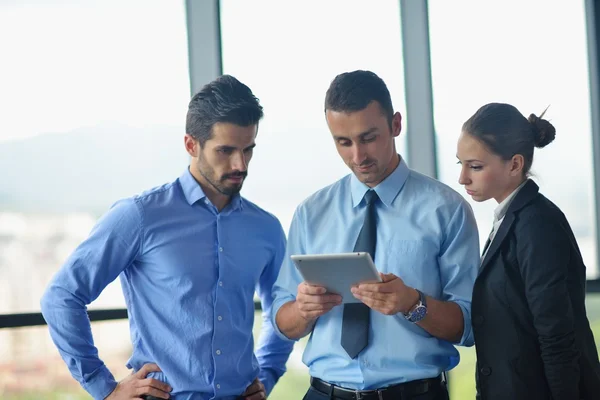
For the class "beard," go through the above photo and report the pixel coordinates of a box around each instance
[196,159,247,196]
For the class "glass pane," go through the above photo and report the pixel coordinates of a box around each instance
[0,0,190,314]
[588,293,600,350]
[429,0,597,279]
[220,0,407,231]
[220,2,406,396]
[449,294,600,398]
[429,2,599,397]
[0,320,130,398]
[0,312,305,399]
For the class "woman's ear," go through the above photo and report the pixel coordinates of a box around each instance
[509,154,525,176]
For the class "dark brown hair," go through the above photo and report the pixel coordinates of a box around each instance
[462,102,556,175]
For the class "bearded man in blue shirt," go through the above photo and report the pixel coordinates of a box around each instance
[40,75,293,400]
[272,70,480,400]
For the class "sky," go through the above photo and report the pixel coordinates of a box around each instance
[0,0,597,276]
[0,0,190,141]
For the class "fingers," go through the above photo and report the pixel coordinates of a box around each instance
[135,363,161,378]
[358,282,396,293]
[380,272,397,282]
[242,379,266,400]
[298,282,327,295]
[137,385,171,399]
[245,391,266,400]
[298,293,342,305]
[241,380,260,395]
[139,378,172,395]
[297,307,336,320]
[351,288,387,301]
[356,275,399,293]
[296,297,341,319]
[243,381,266,400]
[354,296,396,315]
[298,283,342,303]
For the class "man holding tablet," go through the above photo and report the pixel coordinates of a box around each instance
[272,70,480,400]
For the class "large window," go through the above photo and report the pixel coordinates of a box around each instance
[220,0,407,231]
[429,1,598,398]
[0,1,190,397]
[220,1,406,397]
[430,0,597,279]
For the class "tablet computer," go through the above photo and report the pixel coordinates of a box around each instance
[290,252,382,303]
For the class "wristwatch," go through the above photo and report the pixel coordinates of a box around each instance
[403,289,427,323]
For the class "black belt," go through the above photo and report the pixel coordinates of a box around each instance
[310,376,442,400]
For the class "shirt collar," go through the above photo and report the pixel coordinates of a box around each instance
[494,179,528,222]
[350,155,409,208]
[179,168,243,211]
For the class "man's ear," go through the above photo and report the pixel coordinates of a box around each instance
[391,112,402,138]
[184,134,198,157]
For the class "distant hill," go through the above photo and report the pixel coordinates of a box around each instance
[0,123,188,214]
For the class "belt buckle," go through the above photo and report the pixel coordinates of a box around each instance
[353,389,384,400]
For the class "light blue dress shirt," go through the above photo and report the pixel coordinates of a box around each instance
[40,169,293,400]
[272,158,479,390]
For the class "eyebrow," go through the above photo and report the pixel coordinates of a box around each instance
[216,143,256,151]
[456,156,484,163]
[333,127,378,141]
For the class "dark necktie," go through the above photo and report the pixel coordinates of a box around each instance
[341,189,378,359]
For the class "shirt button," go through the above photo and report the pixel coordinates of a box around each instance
[216,349,221,355]
[218,316,223,321]
[216,384,221,389]
[219,281,223,287]
[219,247,224,252]
[480,366,492,376]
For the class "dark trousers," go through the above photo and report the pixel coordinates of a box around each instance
[303,379,449,400]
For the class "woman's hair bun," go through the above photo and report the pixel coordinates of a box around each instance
[528,110,556,148]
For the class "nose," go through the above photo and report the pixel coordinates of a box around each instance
[351,143,368,165]
[231,151,248,172]
[458,166,470,186]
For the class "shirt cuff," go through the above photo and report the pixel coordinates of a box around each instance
[456,301,474,347]
[270,294,300,341]
[259,368,277,396]
[82,366,118,400]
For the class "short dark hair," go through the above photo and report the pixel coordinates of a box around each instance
[186,75,264,146]
[324,70,394,126]
[462,102,556,176]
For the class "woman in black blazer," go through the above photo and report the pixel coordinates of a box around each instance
[456,103,600,400]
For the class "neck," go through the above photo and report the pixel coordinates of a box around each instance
[188,166,231,212]
[494,178,527,204]
[368,153,400,188]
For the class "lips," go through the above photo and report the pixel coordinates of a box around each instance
[357,163,375,172]
[466,189,475,196]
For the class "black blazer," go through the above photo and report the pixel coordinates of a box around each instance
[472,180,600,400]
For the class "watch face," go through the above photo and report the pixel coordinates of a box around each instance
[408,305,427,322]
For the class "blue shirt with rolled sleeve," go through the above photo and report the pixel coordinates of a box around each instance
[271,158,479,390]
[40,169,293,400]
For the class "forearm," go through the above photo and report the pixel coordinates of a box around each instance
[255,310,294,394]
[416,297,464,343]
[41,288,117,399]
[275,301,316,340]
[539,332,580,399]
